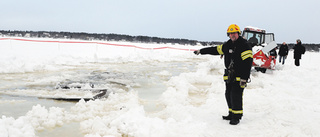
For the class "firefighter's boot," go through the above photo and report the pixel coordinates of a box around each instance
[229,114,242,125]
[229,118,240,125]
[222,112,232,120]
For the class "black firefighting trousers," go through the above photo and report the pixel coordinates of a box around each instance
[225,82,244,119]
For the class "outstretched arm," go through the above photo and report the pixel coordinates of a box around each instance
[194,44,224,56]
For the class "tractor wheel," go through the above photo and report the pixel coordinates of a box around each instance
[254,67,267,73]
[260,68,267,73]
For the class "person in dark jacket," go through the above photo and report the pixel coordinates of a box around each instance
[293,39,305,66]
[194,24,253,125]
[278,42,289,65]
[248,33,258,45]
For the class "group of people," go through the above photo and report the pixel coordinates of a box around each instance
[276,39,305,66]
[193,24,306,125]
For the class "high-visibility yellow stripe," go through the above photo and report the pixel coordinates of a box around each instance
[225,77,240,81]
[236,77,241,81]
[224,76,228,80]
[240,84,246,88]
[231,109,243,114]
[241,53,252,57]
[217,44,224,55]
[241,50,252,57]
[241,50,253,60]
[242,54,253,60]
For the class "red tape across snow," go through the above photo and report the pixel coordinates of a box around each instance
[0,37,198,51]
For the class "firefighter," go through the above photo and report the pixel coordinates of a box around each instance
[194,24,253,125]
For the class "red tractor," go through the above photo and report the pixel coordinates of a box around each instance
[242,26,278,73]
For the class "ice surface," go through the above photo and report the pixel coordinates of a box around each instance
[0,37,320,137]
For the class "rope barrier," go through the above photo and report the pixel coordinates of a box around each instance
[0,37,198,51]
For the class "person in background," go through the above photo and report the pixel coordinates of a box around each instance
[293,39,305,66]
[193,24,253,125]
[278,42,289,65]
[248,33,258,45]
[248,33,258,47]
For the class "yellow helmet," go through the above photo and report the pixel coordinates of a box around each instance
[227,24,241,35]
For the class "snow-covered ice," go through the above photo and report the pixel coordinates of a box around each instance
[0,37,320,137]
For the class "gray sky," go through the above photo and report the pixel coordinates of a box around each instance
[1,0,319,43]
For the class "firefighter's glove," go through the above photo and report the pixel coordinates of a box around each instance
[240,79,247,88]
[193,50,200,55]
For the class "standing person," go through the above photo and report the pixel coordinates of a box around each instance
[293,39,305,66]
[194,24,253,125]
[278,42,289,65]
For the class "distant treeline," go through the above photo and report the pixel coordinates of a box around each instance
[0,30,222,46]
[0,30,319,51]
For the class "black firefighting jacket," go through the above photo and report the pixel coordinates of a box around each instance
[199,36,253,82]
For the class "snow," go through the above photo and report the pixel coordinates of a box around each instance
[1,37,320,137]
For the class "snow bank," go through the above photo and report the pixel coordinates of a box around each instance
[0,116,35,137]
[0,37,201,73]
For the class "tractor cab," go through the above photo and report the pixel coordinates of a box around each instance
[242,26,275,47]
[242,26,277,73]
